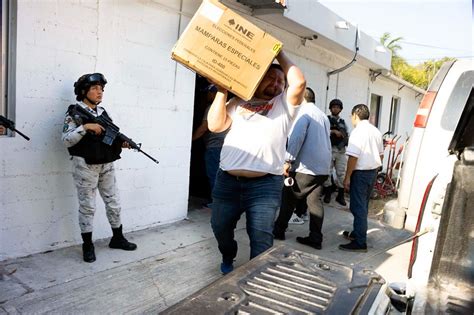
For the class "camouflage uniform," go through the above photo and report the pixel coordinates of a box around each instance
[324,115,349,189]
[326,147,347,188]
[62,102,121,233]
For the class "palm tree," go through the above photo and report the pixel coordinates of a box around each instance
[379,33,454,89]
[380,32,403,58]
[380,32,406,74]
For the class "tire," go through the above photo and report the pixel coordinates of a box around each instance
[371,188,380,199]
[376,173,386,185]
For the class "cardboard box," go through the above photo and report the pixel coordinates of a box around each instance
[171,0,282,101]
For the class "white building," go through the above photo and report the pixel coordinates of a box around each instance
[0,0,424,260]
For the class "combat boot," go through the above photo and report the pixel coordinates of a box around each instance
[323,186,332,203]
[81,232,96,263]
[335,187,347,206]
[109,225,137,251]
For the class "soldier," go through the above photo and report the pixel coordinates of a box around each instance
[323,99,349,206]
[62,73,137,263]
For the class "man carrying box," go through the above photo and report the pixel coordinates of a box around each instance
[207,51,306,274]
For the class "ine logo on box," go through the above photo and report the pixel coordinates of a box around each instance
[228,19,255,40]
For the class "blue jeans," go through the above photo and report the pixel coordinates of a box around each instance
[211,169,284,263]
[204,146,222,194]
[349,169,377,246]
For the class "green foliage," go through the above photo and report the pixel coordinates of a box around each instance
[380,33,456,89]
[380,32,403,57]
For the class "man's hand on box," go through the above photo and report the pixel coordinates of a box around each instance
[216,85,227,93]
[207,79,227,93]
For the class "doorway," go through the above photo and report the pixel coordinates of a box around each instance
[369,93,382,127]
[188,75,213,205]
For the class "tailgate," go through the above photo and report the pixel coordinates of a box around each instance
[163,245,386,314]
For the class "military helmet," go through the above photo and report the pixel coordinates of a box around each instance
[329,98,343,110]
[74,73,107,101]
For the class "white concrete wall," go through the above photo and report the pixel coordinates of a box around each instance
[370,75,422,171]
[282,0,391,70]
[0,0,200,260]
[0,0,422,260]
[370,76,421,140]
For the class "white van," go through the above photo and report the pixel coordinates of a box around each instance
[384,59,474,231]
[382,59,473,313]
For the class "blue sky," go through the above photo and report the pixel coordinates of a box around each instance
[318,0,473,65]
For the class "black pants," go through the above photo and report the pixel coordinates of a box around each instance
[294,199,308,217]
[274,172,328,243]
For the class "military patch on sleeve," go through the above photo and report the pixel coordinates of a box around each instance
[63,123,69,132]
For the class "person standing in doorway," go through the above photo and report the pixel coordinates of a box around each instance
[207,51,306,274]
[192,85,229,200]
[323,99,349,206]
[273,87,331,249]
[339,104,383,252]
[62,73,137,263]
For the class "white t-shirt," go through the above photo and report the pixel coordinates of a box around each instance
[220,92,299,175]
[346,120,384,170]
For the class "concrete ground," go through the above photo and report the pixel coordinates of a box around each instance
[0,198,411,314]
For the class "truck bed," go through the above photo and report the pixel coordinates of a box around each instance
[422,148,474,313]
[163,245,387,314]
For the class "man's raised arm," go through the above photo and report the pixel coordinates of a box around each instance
[207,87,232,133]
[276,51,306,106]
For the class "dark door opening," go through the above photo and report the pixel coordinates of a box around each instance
[189,75,213,204]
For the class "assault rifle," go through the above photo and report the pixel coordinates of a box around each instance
[328,116,348,147]
[71,104,159,164]
[328,116,343,132]
[0,115,30,140]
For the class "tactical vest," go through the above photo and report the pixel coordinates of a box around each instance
[328,115,348,148]
[67,104,122,164]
